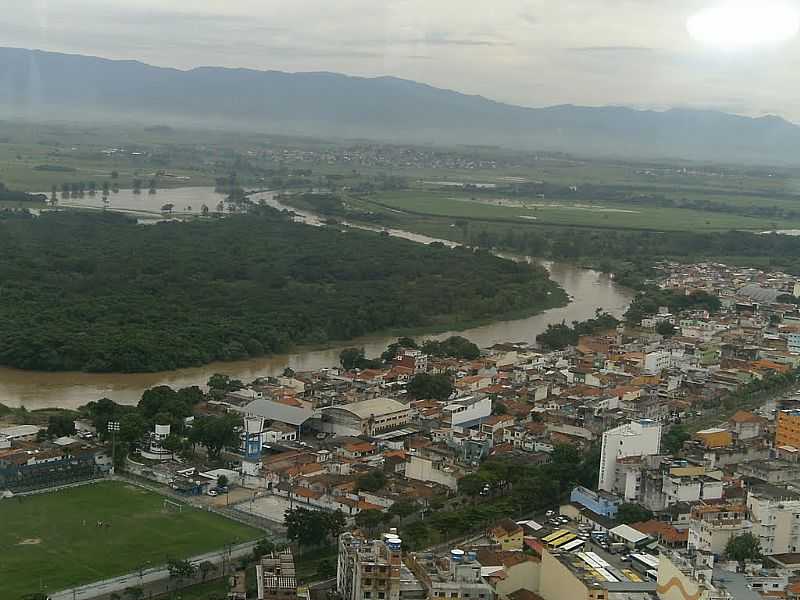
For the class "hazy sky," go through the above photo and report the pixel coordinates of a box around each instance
[4,0,800,119]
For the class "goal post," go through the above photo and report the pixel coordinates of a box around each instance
[163,498,183,513]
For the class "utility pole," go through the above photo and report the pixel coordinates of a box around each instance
[108,421,120,476]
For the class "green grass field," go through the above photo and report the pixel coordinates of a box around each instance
[0,481,261,599]
[362,190,800,231]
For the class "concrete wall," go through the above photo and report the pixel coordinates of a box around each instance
[404,455,459,490]
[539,549,587,600]
[493,561,540,599]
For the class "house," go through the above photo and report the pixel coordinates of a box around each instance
[488,518,525,551]
[481,415,516,445]
[728,410,766,440]
[339,442,377,460]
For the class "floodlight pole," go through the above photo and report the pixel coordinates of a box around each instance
[108,421,120,476]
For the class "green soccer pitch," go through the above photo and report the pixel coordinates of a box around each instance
[0,481,261,598]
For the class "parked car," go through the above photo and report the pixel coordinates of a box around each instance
[545,510,555,518]
[207,489,218,497]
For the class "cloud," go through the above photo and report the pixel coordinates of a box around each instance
[568,46,656,53]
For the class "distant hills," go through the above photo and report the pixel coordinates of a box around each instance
[1,46,799,164]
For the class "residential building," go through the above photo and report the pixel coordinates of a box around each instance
[405,548,494,600]
[476,550,540,600]
[569,486,622,519]
[789,333,800,354]
[640,460,723,512]
[337,532,402,600]
[747,485,800,555]
[404,449,463,491]
[777,409,800,448]
[687,503,751,557]
[727,410,766,441]
[443,395,493,429]
[488,519,524,551]
[657,551,731,600]
[693,428,732,450]
[257,550,298,600]
[598,420,662,493]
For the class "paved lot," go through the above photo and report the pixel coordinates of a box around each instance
[233,494,317,523]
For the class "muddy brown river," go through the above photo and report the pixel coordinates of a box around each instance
[1,189,634,410]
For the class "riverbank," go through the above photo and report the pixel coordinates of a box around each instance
[0,187,633,410]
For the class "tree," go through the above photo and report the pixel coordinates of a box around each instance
[357,469,386,492]
[317,557,337,579]
[656,321,677,337]
[198,560,216,582]
[124,586,145,600]
[207,374,243,393]
[388,498,419,520]
[616,503,654,524]
[407,373,453,400]
[161,434,183,454]
[191,414,241,459]
[662,425,690,455]
[253,538,276,560]
[217,474,229,489]
[167,558,197,589]
[726,533,762,564]
[285,507,328,547]
[421,336,480,359]
[119,412,147,448]
[458,473,489,497]
[355,509,386,535]
[47,414,76,438]
[325,510,347,540]
[340,347,366,371]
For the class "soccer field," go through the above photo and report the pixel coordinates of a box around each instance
[0,481,261,599]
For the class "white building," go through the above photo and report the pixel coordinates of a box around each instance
[643,351,671,375]
[747,488,800,555]
[687,504,751,557]
[442,395,492,430]
[319,397,411,437]
[599,420,662,493]
[788,333,800,355]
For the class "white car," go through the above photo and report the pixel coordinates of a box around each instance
[207,489,218,497]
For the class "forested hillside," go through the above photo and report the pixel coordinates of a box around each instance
[0,210,565,372]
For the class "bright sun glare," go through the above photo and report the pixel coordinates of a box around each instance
[687,0,800,48]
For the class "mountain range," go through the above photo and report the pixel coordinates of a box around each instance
[0,46,798,164]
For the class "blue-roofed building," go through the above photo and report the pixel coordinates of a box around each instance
[570,485,623,519]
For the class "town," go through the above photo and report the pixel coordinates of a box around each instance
[3,259,800,600]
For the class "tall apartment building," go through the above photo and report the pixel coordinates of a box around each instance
[598,419,662,494]
[747,486,800,555]
[777,409,800,447]
[338,532,402,600]
[257,550,299,600]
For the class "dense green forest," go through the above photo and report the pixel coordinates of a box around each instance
[0,210,566,372]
